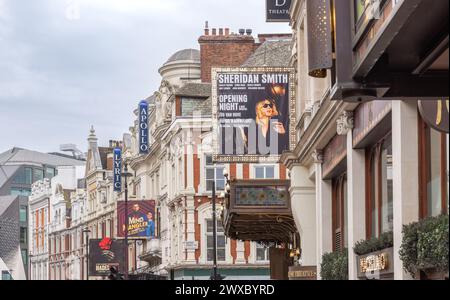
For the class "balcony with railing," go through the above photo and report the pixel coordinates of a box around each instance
[139,239,162,268]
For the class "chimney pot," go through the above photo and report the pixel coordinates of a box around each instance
[225,28,230,35]
[246,29,252,36]
[219,28,224,36]
[239,29,245,35]
[212,28,217,35]
[205,28,210,36]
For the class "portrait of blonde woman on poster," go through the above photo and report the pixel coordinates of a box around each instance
[254,98,288,155]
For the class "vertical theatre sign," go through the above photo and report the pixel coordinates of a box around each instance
[113,148,122,192]
[139,100,149,154]
[266,0,292,22]
[212,67,296,163]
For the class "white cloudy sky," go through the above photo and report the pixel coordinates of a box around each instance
[0,0,290,154]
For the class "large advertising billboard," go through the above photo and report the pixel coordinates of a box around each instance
[117,200,156,239]
[212,67,296,163]
[89,238,125,277]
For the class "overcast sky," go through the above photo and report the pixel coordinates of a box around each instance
[0,0,290,155]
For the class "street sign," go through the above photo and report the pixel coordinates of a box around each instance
[266,0,292,22]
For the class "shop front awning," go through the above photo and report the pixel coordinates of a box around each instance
[223,180,297,244]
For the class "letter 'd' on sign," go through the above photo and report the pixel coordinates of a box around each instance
[139,100,149,154]
[113,148,122,192]
[266,0,292,22]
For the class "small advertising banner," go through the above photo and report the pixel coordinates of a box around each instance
[113,148,122,192]
[212,67,296,163]
[117,200,156,239]
[89,238,125,277]
[266,0,292,22]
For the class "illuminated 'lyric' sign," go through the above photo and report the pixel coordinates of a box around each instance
[113,148,122,192]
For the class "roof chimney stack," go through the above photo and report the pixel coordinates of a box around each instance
[204,21,209,36]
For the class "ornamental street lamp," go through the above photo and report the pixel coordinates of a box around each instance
[122,161,133,280]
[82,227,91,280]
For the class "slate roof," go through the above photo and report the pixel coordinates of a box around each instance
[242,40,293,67]
[175,83,212,98]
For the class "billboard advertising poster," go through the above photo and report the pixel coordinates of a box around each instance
[89,238,125,277]
[212,67,296,163]
[117,200,156,239]
[266,0,292,22]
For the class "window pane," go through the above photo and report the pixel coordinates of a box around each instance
[381,138,393,233]
[371,151,379,238]
[207,249,213,262]
[206,169,215,180]
[20,206,27,222]
[255,167,265,179]
[33,169,44,183]
[20,227,27,243]
[216,180,225,191]
[206,155,213,166]
[428,129,443,217]
[13,168,33,185]
[217,236,226,248]
[207,220,213,233]
[216,168,224,179]
[266,167,275,179]
[2,271,12,280]
[257,248,267,261]
[206,180,214,192]
[207,236,213,248]
[11,188,31,197]
[217,249,226,261]
[21,250,27,265]
[46,167,55,179]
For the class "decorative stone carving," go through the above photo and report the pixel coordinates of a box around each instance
[337,111,354,136]
[312,150,324,164]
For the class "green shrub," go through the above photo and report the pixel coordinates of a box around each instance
[321,250,348,280]
[354,231,394,256]
[400,214,449,277]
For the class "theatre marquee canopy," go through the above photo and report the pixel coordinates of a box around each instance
[222,180,297,244]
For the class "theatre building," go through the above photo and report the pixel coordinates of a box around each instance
[127,27,296,280]
[283,0,449,280]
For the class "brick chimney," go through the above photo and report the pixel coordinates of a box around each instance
[199,25,257,83]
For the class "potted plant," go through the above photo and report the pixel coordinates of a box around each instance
[400,214,449,280]
[320,250,348,280]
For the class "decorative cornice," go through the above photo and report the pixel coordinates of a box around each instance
[337,111,354,136]
[312,150,324,164]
